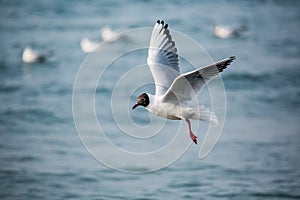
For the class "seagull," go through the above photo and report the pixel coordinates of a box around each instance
[22,47,52,63]
[80,37,100,53]
[80,26,122,53]
[132,20,236,144]
[213,25,246,39]
[101,26,119,42]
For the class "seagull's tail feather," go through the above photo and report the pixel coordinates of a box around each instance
[192,105,219,125]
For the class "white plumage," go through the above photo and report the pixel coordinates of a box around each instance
[101,26,119,42]
[22,47,51,63]
[80,37,100,53]
[133,20,235,144]
[80,26,121,53]
[213,25,246,39]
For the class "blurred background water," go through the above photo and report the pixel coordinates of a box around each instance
[1,0,300,199]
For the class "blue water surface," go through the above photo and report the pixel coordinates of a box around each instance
[0,0,300,199]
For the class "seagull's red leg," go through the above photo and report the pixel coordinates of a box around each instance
[185,119,197,144]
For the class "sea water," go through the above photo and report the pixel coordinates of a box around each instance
[0,0,299,199]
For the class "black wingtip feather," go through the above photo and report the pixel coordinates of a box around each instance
[216,56,236,72]
[229,56,236,61]
[157,20,167,27]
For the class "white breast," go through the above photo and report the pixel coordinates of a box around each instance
[147,102,183,120]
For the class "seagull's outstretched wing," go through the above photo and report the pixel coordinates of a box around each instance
[162,56,236,103]
[147,20,180,96]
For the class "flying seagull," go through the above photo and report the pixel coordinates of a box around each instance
[132,20,235,144]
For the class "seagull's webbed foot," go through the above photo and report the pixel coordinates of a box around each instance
[185,119,198,145]
[190,132,197,144]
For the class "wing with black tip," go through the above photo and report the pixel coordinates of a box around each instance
[162,56,236,103]
[147,20,180,96]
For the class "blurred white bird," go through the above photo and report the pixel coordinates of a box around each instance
[213,25,246,39]
[22,47,52,63]
[100,26,120,42]
[80,37,100,53]
[80,26,121,53]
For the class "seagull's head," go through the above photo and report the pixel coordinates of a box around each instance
[132,93,150,110]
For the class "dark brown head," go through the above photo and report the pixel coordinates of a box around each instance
[132,93,150,110]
